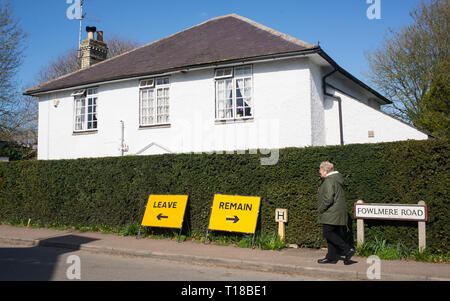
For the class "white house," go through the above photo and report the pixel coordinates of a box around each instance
[25,14,428,161]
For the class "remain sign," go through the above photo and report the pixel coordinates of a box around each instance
[206,194,261,234]
[354,203,427,222]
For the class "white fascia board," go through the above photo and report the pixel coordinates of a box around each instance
[29,52,318,97]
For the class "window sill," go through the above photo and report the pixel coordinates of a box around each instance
[72,130,98,136]
[215,118,254,125]
[139,123,171,130]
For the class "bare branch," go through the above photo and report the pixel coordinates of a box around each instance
[366,0,449,129]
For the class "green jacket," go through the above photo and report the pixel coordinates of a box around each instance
[317,171,348,226]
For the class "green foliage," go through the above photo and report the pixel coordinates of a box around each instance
[356,236,412,260]
[0,142,36,161]
[252,231,286,250]
[412,248,449,263]
[418,59,450,139]
[118,222,140,237]
[0,139,448,253]
[208,231,285,250]
[357,236,449,262]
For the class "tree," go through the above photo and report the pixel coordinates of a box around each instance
[37,36,140,84]
[0,2,26,135]
[366,0,449,135]
[419,59,450,138]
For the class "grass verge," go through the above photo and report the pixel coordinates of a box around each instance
[356,236,449,263]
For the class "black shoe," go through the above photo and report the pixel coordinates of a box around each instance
[345,248,355,261]
[317,258,338,264]
[344,259,357,265]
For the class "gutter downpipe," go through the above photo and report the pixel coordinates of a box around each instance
[120,120,125,156]
[323,69,344,146]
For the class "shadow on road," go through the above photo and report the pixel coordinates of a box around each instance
[0,235,99,281]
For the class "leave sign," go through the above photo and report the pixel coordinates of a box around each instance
[207,194,261,234]
[141,195,189,229]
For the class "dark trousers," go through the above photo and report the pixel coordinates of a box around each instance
[322,224,351,261]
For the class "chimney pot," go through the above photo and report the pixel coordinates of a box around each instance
[96,31,104,42]
[86,26,96,40]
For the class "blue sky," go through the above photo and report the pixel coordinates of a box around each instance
[10,0,421,89]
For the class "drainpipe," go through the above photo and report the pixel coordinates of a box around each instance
[120,120,125,156]
[323,69,344,146]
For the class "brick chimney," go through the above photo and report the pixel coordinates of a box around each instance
[80,26,108,69]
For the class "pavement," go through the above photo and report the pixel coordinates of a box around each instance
[0,224,448,281]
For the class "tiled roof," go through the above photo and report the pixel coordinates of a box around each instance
[25,14,317,95]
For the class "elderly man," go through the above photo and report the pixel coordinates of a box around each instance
[317,161,355,264]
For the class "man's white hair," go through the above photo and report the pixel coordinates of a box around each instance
[320,161,334,172]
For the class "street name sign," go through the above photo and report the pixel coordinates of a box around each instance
[354,200,428,251]
[207,194,261,234]
[354,203,427,222]
[141,195,189,229]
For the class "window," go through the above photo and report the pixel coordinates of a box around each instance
[140,77,170,126]
[215,68,233,79]
[140,78,154,88]
[73,88,98,132]
[215,65,253,120]
[71,89,86,97]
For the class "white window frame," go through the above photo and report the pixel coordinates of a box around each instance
[139,77,170,126]
[214,68,233,79]
[139,78,154,88]
[215,65,253,121]
[71,89,86,97]
[73,87,98,132]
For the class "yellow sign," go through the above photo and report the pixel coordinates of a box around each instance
[141,195,189,229]
[207,194,261,234]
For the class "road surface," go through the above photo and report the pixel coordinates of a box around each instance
[0,243,336,281]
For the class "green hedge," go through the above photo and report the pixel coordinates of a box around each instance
[0,142,36,161]
[0,139,448,252]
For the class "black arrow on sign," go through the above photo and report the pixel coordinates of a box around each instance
[226,216,240,223]
[157,213,168,220]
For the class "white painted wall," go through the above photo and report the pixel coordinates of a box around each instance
[327,75,379,109]
[309,60,325,146]
[324,87,429,145]
[37,58,312,160]
[37,57,428,160]
[323,93,342,146]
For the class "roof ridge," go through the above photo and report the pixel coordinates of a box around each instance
[26,14,316,95]
[228,14,316,49]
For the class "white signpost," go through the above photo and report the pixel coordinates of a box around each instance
[275,209,288,242]
[354,201,428,252]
